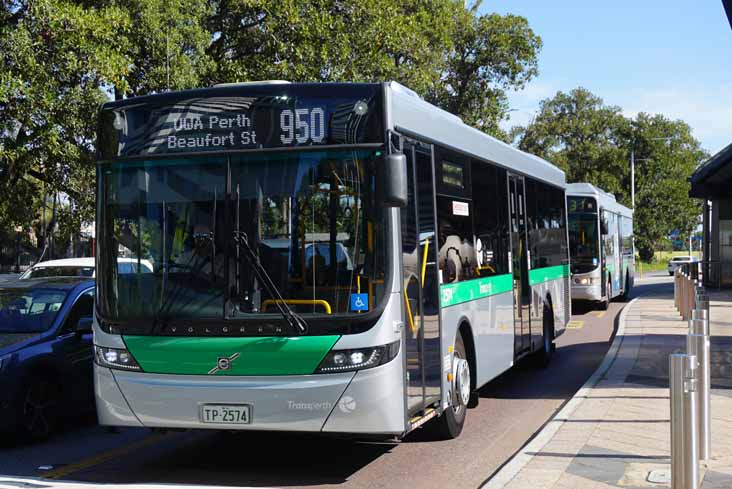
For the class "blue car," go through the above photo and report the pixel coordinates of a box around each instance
[0,277,95,441]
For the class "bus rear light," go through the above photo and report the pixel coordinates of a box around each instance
[95,346,142,371]
[316,341,399,373]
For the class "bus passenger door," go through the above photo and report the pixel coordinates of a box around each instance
[508,174,531,355]
[401,141,441,415]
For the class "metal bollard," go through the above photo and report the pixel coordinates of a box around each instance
[687,333,712,461]
[689,317,709,337]
[691,308,708,321]
[679,273,686,317]
[670,353,699,489]
[695,294,710,318]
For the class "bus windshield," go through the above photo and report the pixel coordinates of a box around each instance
[568,214,599,273]
[97,150,386,325]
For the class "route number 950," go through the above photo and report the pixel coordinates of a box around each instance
[280,108,326,144]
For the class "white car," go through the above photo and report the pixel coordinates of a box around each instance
[667,256,698,276]
[19,257,153,279]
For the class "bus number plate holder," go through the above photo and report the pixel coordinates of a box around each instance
[200,404,251,424]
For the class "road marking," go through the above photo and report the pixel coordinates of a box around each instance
[41,432,171,480]
[591,310,607,318]
[566,320,584,329]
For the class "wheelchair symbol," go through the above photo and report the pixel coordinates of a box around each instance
[350,293,369,311]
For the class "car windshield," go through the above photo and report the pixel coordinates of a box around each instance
[22,266,94,279]
[0,287,69,333]
[97,149,387,323]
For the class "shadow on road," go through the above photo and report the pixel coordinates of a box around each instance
[65,430,396,487]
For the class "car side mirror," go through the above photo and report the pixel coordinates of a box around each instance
[76,317,93,334]
[600,219,609,235]
[377,153,408,208]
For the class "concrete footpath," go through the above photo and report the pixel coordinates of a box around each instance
[486,279,732,489]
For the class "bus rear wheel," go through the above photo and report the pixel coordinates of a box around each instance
[429,331,469,440]
[534,304,555,368]
[600,281,611,310]
[621,272,631,301]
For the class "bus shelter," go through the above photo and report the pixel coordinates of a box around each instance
[690,142,732,287]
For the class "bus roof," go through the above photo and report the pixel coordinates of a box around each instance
[385,82,566,188]
[566,182,633,217]
[99,81,567,188]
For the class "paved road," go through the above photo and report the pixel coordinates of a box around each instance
[0,279,667,488]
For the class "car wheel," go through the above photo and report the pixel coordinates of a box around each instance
[18,377,61,441]
[428,331,470,440]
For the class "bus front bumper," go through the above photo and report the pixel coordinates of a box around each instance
[571,284,603,301]
[94,354,405,435]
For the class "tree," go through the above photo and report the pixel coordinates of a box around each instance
[205,0,457,94]
[427,8,542,140]
[631,113,706,261]
[513,88,707,261]
[1,0,130,246]
[513,88,630,199]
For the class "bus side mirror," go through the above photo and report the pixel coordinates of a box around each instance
[377,153,408,208]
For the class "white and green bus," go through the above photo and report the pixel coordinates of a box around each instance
[93,81,570,439]
[567,183,634,309]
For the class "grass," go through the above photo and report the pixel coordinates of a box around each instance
[636,250,702,275]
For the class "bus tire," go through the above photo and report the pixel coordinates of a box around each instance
[621,272,631,301]
[534,304,555,368]
[429,331,469,440]
[600,281,610,310]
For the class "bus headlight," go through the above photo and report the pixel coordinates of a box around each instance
[316,341,400,373]
[575,277,597,285]
[95,346,142,371]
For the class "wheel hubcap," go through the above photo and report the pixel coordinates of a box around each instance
[452,356,471,410]
[23,381,56,437]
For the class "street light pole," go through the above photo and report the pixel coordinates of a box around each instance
[631,148,635,209]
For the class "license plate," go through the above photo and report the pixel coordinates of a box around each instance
[200,404,251,424]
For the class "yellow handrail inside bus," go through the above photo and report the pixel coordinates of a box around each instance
[421,238,430,288]
[403,285,416,333]
[261,299,332,315]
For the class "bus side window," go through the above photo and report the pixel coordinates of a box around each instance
[471,161,509,277]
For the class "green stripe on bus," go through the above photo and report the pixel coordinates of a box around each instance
[440,274,513,308]
[528,264,570,286]
[123,335,340,376]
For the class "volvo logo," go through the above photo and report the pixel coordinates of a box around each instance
[208,352,241,374]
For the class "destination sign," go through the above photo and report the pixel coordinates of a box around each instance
[568,196,598,213]
[97,85,384,159]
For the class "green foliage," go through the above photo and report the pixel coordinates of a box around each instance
[206,0,456,95]
[427,9,542,140]
[513,88,630,198]
[514,88,707,260]
[631,113,705,259]
[1,0,130,240]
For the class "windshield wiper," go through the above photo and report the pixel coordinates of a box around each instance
[232,231,308,335]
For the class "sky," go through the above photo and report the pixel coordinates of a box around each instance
[484,1,732,155]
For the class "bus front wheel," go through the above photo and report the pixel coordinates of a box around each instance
[429,331,469,440]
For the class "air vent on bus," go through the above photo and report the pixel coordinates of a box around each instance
[213,80,291,87]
